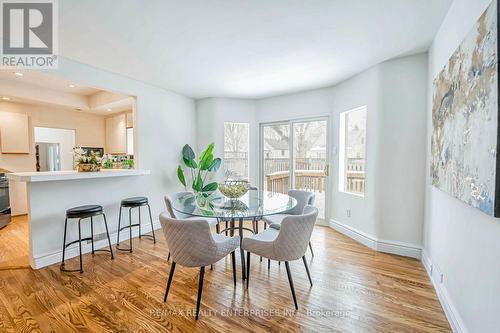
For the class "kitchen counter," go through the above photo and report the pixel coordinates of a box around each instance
[7,169,150,182]
[8,168,156,269]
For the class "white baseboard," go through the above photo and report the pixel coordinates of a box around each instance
[32,220,162,269]
[421,250,468,333]
[329,219,421,259]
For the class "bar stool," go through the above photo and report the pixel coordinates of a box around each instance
[116,197,156,252]
[60,205,114,273]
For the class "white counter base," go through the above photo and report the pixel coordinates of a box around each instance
[6,168,157,269]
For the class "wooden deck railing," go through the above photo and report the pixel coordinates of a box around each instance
[266,170,325,194]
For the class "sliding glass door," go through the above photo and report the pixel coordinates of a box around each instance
[260,117,329,220]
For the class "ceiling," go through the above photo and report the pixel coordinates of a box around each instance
[0,70,133,115]
[60,0,452,99]
[0,70,100,96]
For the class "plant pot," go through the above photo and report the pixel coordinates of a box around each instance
[77,163,100,172]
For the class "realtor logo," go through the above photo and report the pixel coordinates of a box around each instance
[1,0,58,68]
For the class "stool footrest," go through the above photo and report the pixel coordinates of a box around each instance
[92,249,113,254]
[64,237,93,248]
[119,224,140,232]
[116,245,133,251]
[60,264,83,273]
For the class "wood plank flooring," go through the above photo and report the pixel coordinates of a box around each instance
[0,219,450,332]
[0,215,30,270]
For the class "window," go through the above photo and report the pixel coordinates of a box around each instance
[339,106,367,196]
[223,122,249,180]
[126,127,134,156]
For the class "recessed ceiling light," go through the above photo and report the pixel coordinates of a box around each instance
[13,72,23,77]
[1,96,11,100]
[107,108,112,111]
[68,84,76,88]
[75,108,82,111]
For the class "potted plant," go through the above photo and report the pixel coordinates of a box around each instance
[177,143,221,197]
[74,148,102,172]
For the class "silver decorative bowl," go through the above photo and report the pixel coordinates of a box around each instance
[218,180,250,199]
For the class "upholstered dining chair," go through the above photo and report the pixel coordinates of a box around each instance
[159,212,240,319]
[263,189,316,257]
[242,205,319,309]
[164,193,220,262]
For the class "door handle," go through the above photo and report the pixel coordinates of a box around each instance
[324,164,329,176]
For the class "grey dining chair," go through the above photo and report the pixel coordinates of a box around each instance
[164,193,220,262]
[241,205,319,309]
[159,212,240,319]
[263,189,316,257]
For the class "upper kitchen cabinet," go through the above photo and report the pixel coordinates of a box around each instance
[0,112,30,154]
[126,111,134,128]
[105,113,127,154]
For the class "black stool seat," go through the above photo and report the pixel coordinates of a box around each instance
[66,205,103,218]
[61,204,113,273]
[121,197,148,207]
[116,196,155,252]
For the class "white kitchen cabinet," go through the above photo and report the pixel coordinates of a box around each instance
[105,113,127,154]
[126,111,134,128]
[0,112,30,154]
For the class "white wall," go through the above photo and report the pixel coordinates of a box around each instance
[424,0,500,332]
[196,98,258,185]
[196,54,428,250]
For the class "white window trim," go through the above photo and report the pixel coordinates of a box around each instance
[338,105,367,197]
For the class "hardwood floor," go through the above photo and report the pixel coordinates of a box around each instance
[0,215,30,270]
[0,222,450,332]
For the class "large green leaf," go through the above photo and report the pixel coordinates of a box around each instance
[202,182,218,193]
[192,171,203,192]
[183,157,198,169]
[177,165,186,187]
[199,143,214,170]
[208,157,221,172]
[182,144,195,160]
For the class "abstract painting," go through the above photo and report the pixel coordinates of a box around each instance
[431,0,499,216]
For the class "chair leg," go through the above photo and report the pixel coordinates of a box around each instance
[246,252,251,289]
[210,264,213,270]
[195,266,205,320]
[302,255,313,286]
[138,206,142,238]
[284,261,298,310]
[225,220,228,236]
[167,252,171,261]
[102,213,114,259]
[231,251,236,286]
[116,206,122,246]
[267,259,270,270]
[163,262,176,302]
[262,224,266,262]
[60,218,68,268]
[78,219,83,273]
[90,216,95,254]
[128,208,133,253]
[309,241,314,257]
[147,204,156,243]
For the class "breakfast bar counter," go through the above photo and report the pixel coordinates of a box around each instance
[7,169,153,269]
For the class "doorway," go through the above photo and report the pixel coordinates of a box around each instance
[260,117,330,220]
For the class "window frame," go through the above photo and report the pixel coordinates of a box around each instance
[338,105,367,197]
[223,122,250,180]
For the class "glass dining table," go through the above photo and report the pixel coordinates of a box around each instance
[171,189,297,279]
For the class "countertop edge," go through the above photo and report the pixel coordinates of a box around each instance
[7,169,151,182]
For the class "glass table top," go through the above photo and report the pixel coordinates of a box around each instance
[171,190,297,219]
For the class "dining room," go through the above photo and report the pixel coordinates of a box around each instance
[1,1,499,332]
